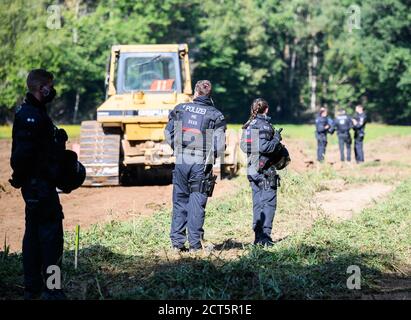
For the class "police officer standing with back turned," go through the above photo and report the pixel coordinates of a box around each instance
[240,98,283,247]
[333,109,353,162]
[9,69,67,300]
[165,80,226,252]
[352,104,367,163]
[315,107,333,162]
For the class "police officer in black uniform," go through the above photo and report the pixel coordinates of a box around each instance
[315,107,333,162]
[240,98,282,246]
[333,109,353,162]
[9,69,67,300]
[165,80,226,252]
[352,104,367,163]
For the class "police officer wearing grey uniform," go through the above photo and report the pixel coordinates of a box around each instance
[9,69,67,300]
[240,99,283,246]
[315,107,333,162]
[352,105,367,163]
[333,109,353,162]
[165,80,226,252]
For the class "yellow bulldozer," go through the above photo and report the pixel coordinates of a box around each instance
[79,44,240,186]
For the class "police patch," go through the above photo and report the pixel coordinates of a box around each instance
[183,104,207,115]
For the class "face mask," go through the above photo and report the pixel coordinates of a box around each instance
[41,86,57,103]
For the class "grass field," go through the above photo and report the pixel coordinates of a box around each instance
[0,125,80,140]
[1,159,410,299]
[228,123,411,142]
[1,123,410,142]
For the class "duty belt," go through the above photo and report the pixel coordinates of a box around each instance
[189,182,201,193]
[258,174,281,190]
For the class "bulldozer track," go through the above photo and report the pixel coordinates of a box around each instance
[79,121,121,186]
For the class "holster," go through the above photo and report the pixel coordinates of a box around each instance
[189,171,217,197]
[260,166,281,190]
[201,171,217,197]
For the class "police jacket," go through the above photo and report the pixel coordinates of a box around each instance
[10,93,63,187]
[240,114,281,180]
[315,115,333,138]
[165,95,227,163]
[334,114,352,136]
[352,112,366,137]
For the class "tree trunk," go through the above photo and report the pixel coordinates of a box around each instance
[71,0,81,123]
[73,91,80,124]
[310,42,318,111]
[288,38,297,117]
[289,38,297,88]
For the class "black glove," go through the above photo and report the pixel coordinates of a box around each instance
[9,172,24,189]
[55,128,68,144]
[204,163,213,175]
[9,178,22,189]
[54,128,68,154]
[274,128,283,142]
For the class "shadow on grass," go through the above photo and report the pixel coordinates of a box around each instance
[214,239,246,251]
[1,242,409,300]
[214,236,289,252]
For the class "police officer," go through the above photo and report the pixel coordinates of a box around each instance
[240,98,282,246]
[333,109,353,162]
[315,107,333,162]
[165,80,226,252]
[9,69,67,300]
[352,104,367,163]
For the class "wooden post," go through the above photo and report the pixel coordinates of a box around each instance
[74,225,80,270]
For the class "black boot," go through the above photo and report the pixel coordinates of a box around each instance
[40,289,67,300]
[24,289,42,300]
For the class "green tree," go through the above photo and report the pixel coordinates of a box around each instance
[0,0,410,124]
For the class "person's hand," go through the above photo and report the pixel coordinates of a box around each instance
[9,172,24,189]
[325,124,330,130]
[9,178,22,189]
[274,129,282,142]
[55,128,68,143]
[352,119,358,125]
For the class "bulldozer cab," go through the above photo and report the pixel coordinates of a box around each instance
[105,44,192,98]
[116,53,180,92]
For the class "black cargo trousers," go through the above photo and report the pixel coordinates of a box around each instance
[171,162,208,250]
[21,178,64,294]
[337,132,352,162]
[250,174,277,245]
[316,132,327,161]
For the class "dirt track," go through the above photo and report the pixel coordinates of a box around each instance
[0,139,245,252]
[315,183,394,221]
[1,134,411,252]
